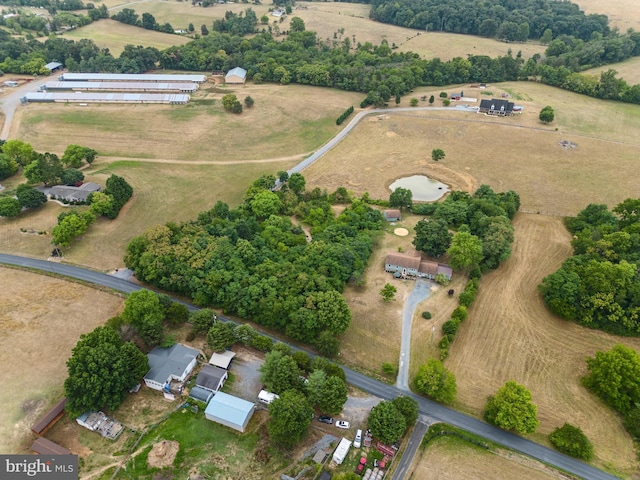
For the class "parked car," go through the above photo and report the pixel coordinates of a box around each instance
[335,420,350,429]
[354,429,362,448]
[318,415,334,425]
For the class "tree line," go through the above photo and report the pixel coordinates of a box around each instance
[124,173,384,355]
[539,199,640,336]
[368,0,609,42]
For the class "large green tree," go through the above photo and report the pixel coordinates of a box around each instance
[206,321,235,352]
[0,154,19,180]
[317,375,348,415]
[259,350,302,394]
[447,228,483,271]
[0,197,21,217]
[389,187,413,210]
[2,139,36,166]
[368,400,406,444]
[121,289,165,348]
[549,423,593,460]
[64,326,148,417]
[484,380,539,434]
[268,390,313,449]
[413,219,452,258]
[414,359,457,404]
[190,308,217,335]
[539,105,555,124]
[391,396,419,427]
[583,344,640,414]
[51,211,95,247]
[16,184,47,209]
[23,152,63,186]
[62,144,97,168]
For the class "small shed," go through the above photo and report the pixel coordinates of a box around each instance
[31,397,67,435]
[450,92,463,100]
[189,385,214,403]
[209,350,236,369]
[31,437,71,455]
[383,209,402,222]
[225,67,247,85]
[204,391,255,432]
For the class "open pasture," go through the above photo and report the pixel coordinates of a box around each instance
[303,81,640,216]
[410,435,568,480]
[575,0,640,31]
[583,56,640,86]
[0,267,123,454]
[60,19,190,56]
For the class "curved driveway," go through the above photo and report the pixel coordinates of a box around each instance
[0,76,51,140]
[0,253,619,480]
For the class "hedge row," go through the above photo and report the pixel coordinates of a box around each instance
[336,105,355,125]
[439,277,480,360]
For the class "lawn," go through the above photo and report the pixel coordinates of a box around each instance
[60,19,190,57]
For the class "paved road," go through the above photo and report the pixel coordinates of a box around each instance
[0,253,619,480]
[391,419,430,480]
[396,279,431,391]
[0,75,51,140]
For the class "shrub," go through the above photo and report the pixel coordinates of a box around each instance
[442,319,459,336]
[411,203,438,215]
[336,105,355,125]
[451,306,468,322]
[252,335,273,352]
[549,423,593,460]
[421,311,432,319]
[434,273,449,285]
[382,362,397,376]
[439,91,448,98]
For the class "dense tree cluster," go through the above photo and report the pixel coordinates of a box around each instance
[413,185,519,271]
[64,326,149,418]
[368,0,609,42]
[125,175,383,352]
[212,9,257,36]
[539,199,640,335]
[367,397,418,444]
[111,8,174,34]
[549,423,594,460]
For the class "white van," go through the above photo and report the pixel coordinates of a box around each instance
[258,389,279,405]
[354,429,362,448]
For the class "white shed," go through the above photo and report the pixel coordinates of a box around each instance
[225,67,247,85]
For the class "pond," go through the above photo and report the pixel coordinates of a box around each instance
[388,175,450,202]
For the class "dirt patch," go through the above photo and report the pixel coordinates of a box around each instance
[147,440,179,469]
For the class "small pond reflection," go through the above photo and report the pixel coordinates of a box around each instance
[389,175,450,202]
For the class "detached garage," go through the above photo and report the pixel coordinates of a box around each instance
[204,392,255,433]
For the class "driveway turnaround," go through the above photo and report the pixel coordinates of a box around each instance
[0,254,620,480]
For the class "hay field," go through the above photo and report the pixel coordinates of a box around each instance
[303,82,640,216]
[444,213,640,474]
[583,57,640,86]
[410,436,569,480]
[61,19,190,56]
[575,0,640,31]
[0,267,123,454]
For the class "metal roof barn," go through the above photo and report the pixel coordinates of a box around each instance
[43,81,198,92]
[22,92,190,104]
[58,73,207,83]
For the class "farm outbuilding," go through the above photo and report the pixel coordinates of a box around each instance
[58,73,207,83]
[383,209,402,222]
[209,350,236,369]
[31,397,67,435]
[44,62,63,73]
[21,92,190,105]
[195,365,228,394]
[189,386,214,403]
[42,81,198,93]
[225,67,247,85]
[31,437,71,455]
[204,391,255,432]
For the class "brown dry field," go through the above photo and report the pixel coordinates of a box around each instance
[60,19,191,56]
[304,82,640,217]
[575,0,640,31]
[445,213,640,474]
[411,436,570,480]
[583,56,640,86]
[0,267,124,454]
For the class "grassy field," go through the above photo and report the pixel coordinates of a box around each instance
[60,19,190,56]
[410,434,569,480]
[575,0,640,31]
[0,267,124,455]
[583,56,640,86]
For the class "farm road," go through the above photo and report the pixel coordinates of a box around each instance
[0,253,620,480]
[396,279,431,391]
[0,75,50,140]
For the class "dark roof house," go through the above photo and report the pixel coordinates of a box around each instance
[195,365,228,393]
[144,344,200,391]
[49,182,100,202]
[478,99,514,116]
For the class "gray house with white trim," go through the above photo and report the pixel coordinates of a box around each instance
[144,344,200,391]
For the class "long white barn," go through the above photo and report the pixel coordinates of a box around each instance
[58,73,207,83]
[43,81,198,93]
[21,92,190,104]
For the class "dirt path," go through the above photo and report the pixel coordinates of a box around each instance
[97,153,311,165]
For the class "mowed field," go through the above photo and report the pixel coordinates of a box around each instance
[583,56,640,86]
[60,19,190,56]
[410,436,570,480]
[575,0,640,31]
[1,83,363,269]
[0,267,124,454]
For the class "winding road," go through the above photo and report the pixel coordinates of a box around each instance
[0,253,619,480]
